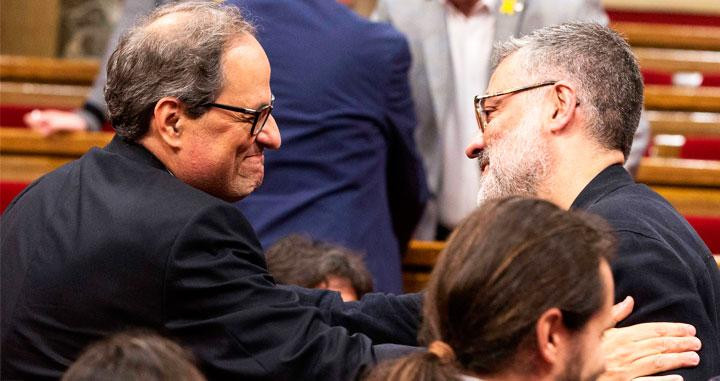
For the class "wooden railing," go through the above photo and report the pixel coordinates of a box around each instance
[0,127,113,182]
[647,111,720,136]
[611,22,720,51]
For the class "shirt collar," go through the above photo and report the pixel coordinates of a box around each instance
[570,164,633,210]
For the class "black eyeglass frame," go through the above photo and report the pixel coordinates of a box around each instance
[204,94,275,136]
[473,81,558,133]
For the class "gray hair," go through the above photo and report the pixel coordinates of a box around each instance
[492,22,643,159]
[105,1,255,141]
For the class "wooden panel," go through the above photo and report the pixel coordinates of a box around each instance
[0,0,61,57]
[0,155,72,183]
[634,48,720,74]
[637,157,720,187]
[402,271,431,294]
[0,81,87,108]
[612,22,720,51]
[0,127,112,157]
[603,0,720,15]
[404,240,444,267]
[651,186,720,216]
[647,111,720,136]
[644,85,720,113]
[0,55,99,85]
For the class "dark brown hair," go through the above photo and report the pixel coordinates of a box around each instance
[265,234,374,297]
[62,330,205,381]
[366,197,615,380]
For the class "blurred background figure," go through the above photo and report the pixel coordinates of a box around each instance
[231,0,427,294]
[366,197,616,381]
[22,0,166,135]
[62,330,205,381]
[266,234,374,301]
[373,0,650,240]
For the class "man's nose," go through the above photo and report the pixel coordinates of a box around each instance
[465,130,485,159]
[256,115,281,149]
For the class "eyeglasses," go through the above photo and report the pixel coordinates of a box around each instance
[205,94,275,136]
[474,81,557,133]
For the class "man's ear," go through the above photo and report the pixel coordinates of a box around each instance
[152,97,183,149]
[546,81,578,134]
[535,308,571,366]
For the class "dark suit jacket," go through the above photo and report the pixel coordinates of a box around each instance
[232,0,428,293]
[572,164,720,379]
[1,136,421,380]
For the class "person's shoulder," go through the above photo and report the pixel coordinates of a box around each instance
[584,182,677,233]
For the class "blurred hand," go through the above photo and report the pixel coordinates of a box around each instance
[599,296,700,381]
[24,109,89,136]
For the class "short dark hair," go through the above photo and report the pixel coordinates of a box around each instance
[105,1,255,141]
[62,330,205,381]
[266,234,374,298]
[493,22,643,159]
[366,197,616,380]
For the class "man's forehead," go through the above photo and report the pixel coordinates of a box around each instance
[486,52,523,94]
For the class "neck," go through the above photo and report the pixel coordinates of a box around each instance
[538,146,624,210]
[448,0,481,16]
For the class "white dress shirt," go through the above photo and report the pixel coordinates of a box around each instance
[438,0,496,227]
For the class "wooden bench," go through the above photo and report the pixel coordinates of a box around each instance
[0,55,98,85]
[644,85,720,113]
[0,127,113,183]
[647,111,720,137]
[611,22,720,51]
[635,47,720,74]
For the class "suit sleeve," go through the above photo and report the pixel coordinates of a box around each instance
[163,204,379,380]
[382,32,429,250]
[612,231,720,379]
[282,285,422,346]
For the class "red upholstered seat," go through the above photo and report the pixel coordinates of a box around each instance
[686,215,720,254]
[0,105,42,128]
[0,181,29,213]
[679,137,720,160]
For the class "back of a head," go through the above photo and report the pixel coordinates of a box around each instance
[104,1,255,141]
[493,22,643,159]
[368,197,616,380]
[61,330,205,381]
[266,234,374,298]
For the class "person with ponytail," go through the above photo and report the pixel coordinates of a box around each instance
[367,196,617,381]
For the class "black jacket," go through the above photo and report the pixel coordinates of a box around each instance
[572,164,720,379]
[1,136,421,380]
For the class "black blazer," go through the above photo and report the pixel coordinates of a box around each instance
[1,136,421,380]
[572,164,720,379]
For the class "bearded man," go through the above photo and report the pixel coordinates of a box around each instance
[465,22,720,379]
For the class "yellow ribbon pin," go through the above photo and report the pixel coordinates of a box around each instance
[500,0,518,15]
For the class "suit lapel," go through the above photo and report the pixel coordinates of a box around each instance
[421,0,453,129]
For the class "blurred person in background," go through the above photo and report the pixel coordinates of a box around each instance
[266,234,374,301]
[62,330,206,381]
[232,0,427,294]
[373,0,650,240]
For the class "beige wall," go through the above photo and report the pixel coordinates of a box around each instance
[1,0,61,57]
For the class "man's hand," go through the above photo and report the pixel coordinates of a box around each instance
[24,109,89,136]
[600,296,701,381]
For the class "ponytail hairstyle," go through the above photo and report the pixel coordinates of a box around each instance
[365,197,615,380]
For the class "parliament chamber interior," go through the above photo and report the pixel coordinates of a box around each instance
[1,0,720,379]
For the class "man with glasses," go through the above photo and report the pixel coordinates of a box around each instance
[374,0,650,241]
[1,3,422,379]
[465,22,720,379]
